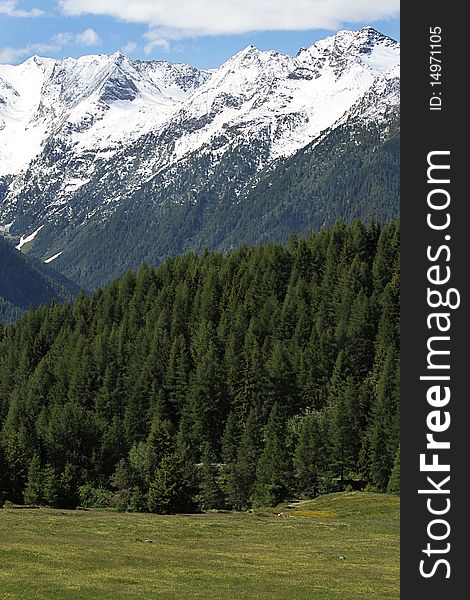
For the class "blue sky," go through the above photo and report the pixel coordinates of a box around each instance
[0,1,399,68]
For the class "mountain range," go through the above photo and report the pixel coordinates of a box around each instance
[0,27,400,290]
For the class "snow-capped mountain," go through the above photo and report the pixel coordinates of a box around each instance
[0,53,208,176]
[0,27,399,288]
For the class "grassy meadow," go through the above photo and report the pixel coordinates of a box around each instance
[0,492,399,600]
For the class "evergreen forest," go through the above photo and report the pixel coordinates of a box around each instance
[0,220,400,512]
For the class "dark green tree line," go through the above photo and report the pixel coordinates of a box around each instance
[0,221,400,510]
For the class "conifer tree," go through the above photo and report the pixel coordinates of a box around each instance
[232,329,265,421]
[147,418,174,479]
[100,416,127,478]
[0,443,10,505]
[330,378,361,484]
[147,456,179,514]
[298,326,328,410]
[188,324,225,453]
[23,453,43,505]
[1,423,30,502]
[221,411,240,465]
[197,442,224,511]
[42,465,60,507]
[226,405,263,510]
[369,347,399,490]
[59,463,80,509]
[128,441,151,490]
[368,416,390,491]
[294,412,330,497]
[253,403,292,507]
[164,335,190,422]
[265,341,298,416]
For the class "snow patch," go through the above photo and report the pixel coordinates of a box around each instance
[44,251,63,264]
[15,225,44,250]
[0,222,13,233]
[63,178,90,192]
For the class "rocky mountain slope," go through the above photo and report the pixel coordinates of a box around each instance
[0,27,400,289]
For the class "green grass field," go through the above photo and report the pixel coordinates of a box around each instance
[0,492,399,600]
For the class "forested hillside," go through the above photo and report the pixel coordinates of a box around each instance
[0,236,80,324]
[0,221,399,511]
[30,118,399,290]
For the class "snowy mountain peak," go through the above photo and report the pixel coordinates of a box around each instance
[0,29,399,264]
[172,26,398,163]
[237,44,257,53]
[111,50,126,60]
[357,26,394,42]
[330,28,357,47]
[23,55,53,69]
[298,26,399,77]
[225,45,274,68]
[0,52,210,176]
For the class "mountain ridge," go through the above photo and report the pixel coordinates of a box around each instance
[0,27,399,289]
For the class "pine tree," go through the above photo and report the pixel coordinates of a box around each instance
[147,456,179,514]
[188,323,225,453]
[265,341,298,416]
[164,335,190,422]
[220,411,240,465]
[147,418,174,479]
[226,406,263,510]
[110,458,132,509]
[253,403,292,507]
[369,417,391,491]
[1,422,30,502]
[100,416,127,478]
[111,458,130,491]
[42,465,60,507]
[59,463,80,509]
[233,328,265,421]
[330,378,361,484]
[128,441,151,490]
[197,442,224,511]
[294,412,330,498]
[147,451,197,515]
[23,453,43,505]
[369,347,399,490]
[298,326,328,410]
[0,443,10,506]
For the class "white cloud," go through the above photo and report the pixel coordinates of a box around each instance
[0,43,61,64]
[30,41,63,54]
[58,0,399,40]
[0,42,60,64]
[143,30,171,54]
[121,41,138,54]
[51,28,101,47]
[0,1,44,17]
[0,43,60,64]
[0,46,29,63]
[0,28,101,64]
[75,27,101,46]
